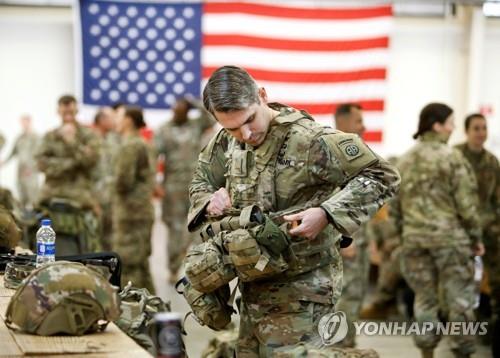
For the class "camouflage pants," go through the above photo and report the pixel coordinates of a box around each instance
[17,173,39,208]
[400,245,476,355]
[237,299,335,357]
[162,190,198,275]
[112,217,155,294]
[483,232,500,320]
[335,243,370,347]
[372,246,403,305]
[99,202,113,252]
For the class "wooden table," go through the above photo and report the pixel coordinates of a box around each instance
[0,276,151,357]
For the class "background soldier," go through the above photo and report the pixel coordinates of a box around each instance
[455,113,500,357]
[333,103,371,347]
[188,66,400,356]
[35,95,101,254]
[92,107,120,251]
[154,97,214,284]
[393,103,484,358]
[1,115,40,210]
[113,106,155,293]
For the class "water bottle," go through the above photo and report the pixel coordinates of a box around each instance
[36,219,56,267]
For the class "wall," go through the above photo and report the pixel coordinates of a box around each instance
[0,5,499,195]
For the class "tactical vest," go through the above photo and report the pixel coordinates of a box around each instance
[226,109,336,278]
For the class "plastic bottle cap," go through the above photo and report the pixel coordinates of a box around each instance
[41,219,52,226]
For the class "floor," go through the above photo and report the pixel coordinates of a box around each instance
[148,206,493,358]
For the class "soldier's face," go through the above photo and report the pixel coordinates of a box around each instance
[336,108,366,136]
[466,117,487,147]
[58,102,78,123]
[214,88,272,147]
[433,114,455,139]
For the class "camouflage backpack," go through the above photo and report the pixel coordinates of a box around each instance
[5,261,120,336]
[0,204,22,251]
[115,282,171,356]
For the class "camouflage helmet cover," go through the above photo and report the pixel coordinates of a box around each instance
[6,261,121,335]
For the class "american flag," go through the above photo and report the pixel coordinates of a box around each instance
[78,0,392,143]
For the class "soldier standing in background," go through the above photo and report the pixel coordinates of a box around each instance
[35,95,101,254]
[92,107,120,251]
[154,97,214,284]
[455,113,500,358]
[188,66,400,355]
[113,106,155,293]
[333,103,371,347]
[1,115,40,210]
[393,103,484,358]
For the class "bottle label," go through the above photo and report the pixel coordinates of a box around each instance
[37,243,55,256]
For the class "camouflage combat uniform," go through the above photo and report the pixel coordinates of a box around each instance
[154,114,214,276]
[335,226,371,347]
[455,143,500,322]
[93,132,120,251]
[112,133,155,293]
[35,124,101,254]
[392,132,482,355]
[188,104,400,356]
[364,205,402,309]
[4,131,40,208]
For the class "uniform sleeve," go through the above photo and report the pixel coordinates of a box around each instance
[451,150,482,243]
[187,130,228,231]
[114,142,138,193]
[310,133,401,236]
[154,125,167,156]
[35,132,79,178]
[73,129,100,170]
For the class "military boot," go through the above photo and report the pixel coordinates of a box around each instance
[420,349,434,358]
[360,301,397,320]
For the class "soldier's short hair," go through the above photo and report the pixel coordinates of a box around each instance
[334,103,362,120]
[125,106,146,129]
[58,94,77,106]
[202,66,260,116]
[464,113,485,131]
[413,102,453,139]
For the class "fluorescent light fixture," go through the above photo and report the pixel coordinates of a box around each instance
[484,1,500,17]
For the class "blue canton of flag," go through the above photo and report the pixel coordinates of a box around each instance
[79,0,202,109]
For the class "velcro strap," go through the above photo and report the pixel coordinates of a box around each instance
[239,205,256,227]
[231,254,261,266]
[226,239,256,251]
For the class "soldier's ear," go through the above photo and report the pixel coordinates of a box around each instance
[258,87,268,104]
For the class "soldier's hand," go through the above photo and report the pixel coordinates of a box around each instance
[207,188,232,216]
[473,242,485,257]
[59,123,77,143]
[341,243,357,258]
[284,207,328,240]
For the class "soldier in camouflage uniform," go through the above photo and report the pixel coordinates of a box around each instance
[455,113,500,357]
[333,103,371,347]
[154,97,214,283]
[188,66,400,356]
[113,106,155,293]
[392,103,484,358]
[360,204,404,319]
[35,95,101,254]
[1,115,40,209]
[92,107,120,251]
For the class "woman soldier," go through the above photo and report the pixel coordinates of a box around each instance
[392,103,484,358]
[113,106,155,293]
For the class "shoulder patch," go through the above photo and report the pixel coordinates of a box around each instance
[322,133,378,178]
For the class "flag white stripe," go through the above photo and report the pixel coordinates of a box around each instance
[203,14,391,40]
[202,47,389,72]
[314,113,385,129]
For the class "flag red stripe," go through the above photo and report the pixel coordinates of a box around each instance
[287,100,385,115]
[204,2,392,20]
[203,35,389,52]
[203,67,386,83]
[363,131,383,142]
